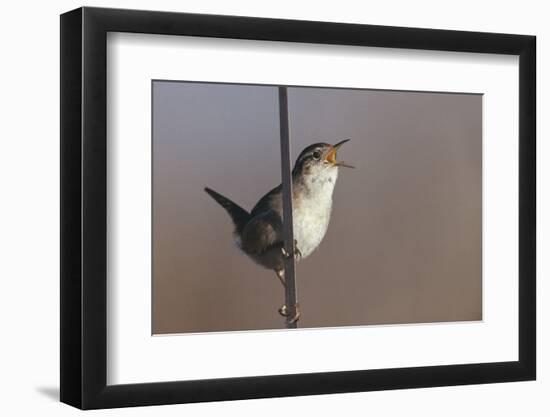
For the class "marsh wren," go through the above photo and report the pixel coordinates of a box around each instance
[205,139,353,324]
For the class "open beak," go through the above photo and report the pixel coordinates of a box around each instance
[326,139,354,168]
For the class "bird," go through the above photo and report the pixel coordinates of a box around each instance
[204,139,353,324]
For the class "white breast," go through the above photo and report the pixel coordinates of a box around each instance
[292,169,337,258]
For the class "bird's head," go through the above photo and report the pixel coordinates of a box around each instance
[292,139,354,181]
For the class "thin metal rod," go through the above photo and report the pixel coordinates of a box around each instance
[278,86,298,329]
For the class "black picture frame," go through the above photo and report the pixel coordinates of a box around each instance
[60,6,536,410]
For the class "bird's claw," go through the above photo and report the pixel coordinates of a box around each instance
[281,240,302,260]
[278,303,301,324]
[294,239,302,260]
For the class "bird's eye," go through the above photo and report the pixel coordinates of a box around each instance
[312,150,322,160]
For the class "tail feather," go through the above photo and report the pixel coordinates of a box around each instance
[204,187,250,235]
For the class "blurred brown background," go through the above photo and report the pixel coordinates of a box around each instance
[152,81,482,334]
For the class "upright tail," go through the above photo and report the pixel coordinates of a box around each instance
[204,187,250,235]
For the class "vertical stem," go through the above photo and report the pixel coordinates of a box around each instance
[278,86,298,329]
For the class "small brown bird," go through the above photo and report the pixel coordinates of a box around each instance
[205,140,353,323]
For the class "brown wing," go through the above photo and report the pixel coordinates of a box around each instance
[241,209,284,255]
[250,184,283,218]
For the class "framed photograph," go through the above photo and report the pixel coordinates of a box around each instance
[60,6,536,409]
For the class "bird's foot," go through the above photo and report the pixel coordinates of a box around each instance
[281,240,302,260]
[294,242,302,260]
[278,303,301,324]
[281,247,289,258]
[278,304,289,317]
